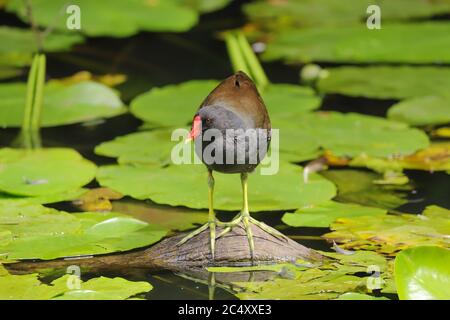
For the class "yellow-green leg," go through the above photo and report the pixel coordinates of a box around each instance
[217,173,288,261]
[177,169,217,260]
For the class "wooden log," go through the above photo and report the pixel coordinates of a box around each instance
[7,221,324,278]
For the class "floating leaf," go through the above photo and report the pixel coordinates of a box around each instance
[0,148,96,197]
[6,0,198,37]
[324,206,450,255]
[0,80,126,128]
[395,246,450,300]
[244,0,450,29]
[218,250,393,300]
[279,112,429,158]
[0,188,87,206]
[95,129,179,165]
[0,26,83,68]
[0,270,152,300]
[130,80,320,128]
[263,23,450,64]
[0,203,168,260]
[97,162,336,211]
[282,201,387,228]
[175,0,232,13]
[53,276,152,300]
[388,95,450,126]
[320,169,411,209]
[318,67,450,99]
[348,142,450,173]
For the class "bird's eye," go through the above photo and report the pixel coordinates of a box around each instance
[205,118,213,125]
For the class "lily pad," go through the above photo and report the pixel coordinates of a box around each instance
[317,67,450,99]
[53,276,152,300]
[263,22,450,64]
[95,129,179,165]
[349,142,450,173]
[130,80,320,128]
[0,80,126,128]
[0,26,83,68]
[97,161,336,211]
[324,205,450,255]
[388,95,450,126]
[279,112,429,158]
[0,148,97,197]
[395,246,450,300]
[320,169,411,209]
[282,201,387,228]
[214,250,393,300]
[0,67,21,80]
[244,0,450,29]
[0,188,87,206]
[6,0,198,37]
[0,203,168,260]
[0,270,152,300]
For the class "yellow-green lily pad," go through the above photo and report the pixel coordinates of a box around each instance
[324,206,450,255]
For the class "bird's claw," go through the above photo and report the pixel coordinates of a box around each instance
[176,220,217,260]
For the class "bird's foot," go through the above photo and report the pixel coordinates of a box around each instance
[218,214,287,242]
[176,220,217,260]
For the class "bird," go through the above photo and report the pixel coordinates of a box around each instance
[177,71,285,261]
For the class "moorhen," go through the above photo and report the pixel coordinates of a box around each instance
[177,71,284,261]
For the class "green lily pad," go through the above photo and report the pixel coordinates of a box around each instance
[216,250,393,300]
[0,148,96,197]
[0,80,126,128]
[324,206,450,255]
[317,66,450,99]
[395,246,450,300]
[95,129,180,165]
[52,276,152,300]
[0,188,87,206]
[0,203,168,260]
[0,269,152,300]
[6,0,198,37]
[176,0,232,13]
[0,26,83,68]
[388,95,450,126]
[279,112,429,158]
[282,201,387,228]
[263,22,450,64]
[97,161,336,211]
[130,80,320,128]
[244,0,450,29]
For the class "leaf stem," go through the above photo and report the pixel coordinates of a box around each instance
[31,54,46,131]
[236,31,269,90]
[224,32,250,76]
[22,54,39,133]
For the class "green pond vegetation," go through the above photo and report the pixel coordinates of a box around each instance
[0,0,449,300]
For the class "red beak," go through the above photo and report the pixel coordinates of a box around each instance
[186,115,202,143]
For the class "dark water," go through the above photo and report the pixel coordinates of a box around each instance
[1,2,449,300]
